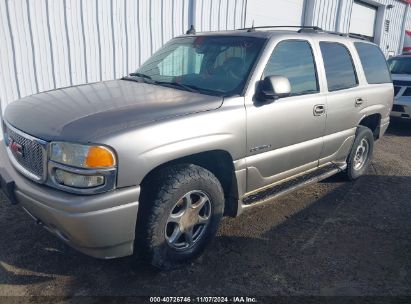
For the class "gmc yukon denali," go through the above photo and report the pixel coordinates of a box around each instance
[0,26,393,269]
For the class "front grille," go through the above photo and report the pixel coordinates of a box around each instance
[403,87,411,96]
[5,124,46,181]
[393,80,411,87]
[392,104,405,112]
[394,86,402,97]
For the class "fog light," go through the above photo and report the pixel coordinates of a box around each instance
[54,169,105,188]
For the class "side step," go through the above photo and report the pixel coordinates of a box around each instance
[241,163,346,208]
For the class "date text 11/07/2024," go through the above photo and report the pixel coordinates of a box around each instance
[149,296,258,303]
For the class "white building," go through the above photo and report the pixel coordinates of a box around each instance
[246,0,411,56]
[0,0,410,109]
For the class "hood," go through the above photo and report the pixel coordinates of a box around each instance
[4,80,223,142]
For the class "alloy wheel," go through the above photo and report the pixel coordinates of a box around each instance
[164,190,212,251]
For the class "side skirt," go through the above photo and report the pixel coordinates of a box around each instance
[241,163,346,209]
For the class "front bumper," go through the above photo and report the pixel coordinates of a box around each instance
[391,97,411,119]
[0,141,140,259]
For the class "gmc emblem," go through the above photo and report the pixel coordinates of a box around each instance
[8,137,24,157]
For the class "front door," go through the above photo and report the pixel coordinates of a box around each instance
[245,39,326,192]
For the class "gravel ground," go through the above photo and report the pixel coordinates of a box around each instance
[0,120,410,298]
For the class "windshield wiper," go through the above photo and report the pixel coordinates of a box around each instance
[154,81,201,93]
[121,77,222,95]
[184,84,222,95]
[129,72,152,79]
[158,82,223,95]
[122,72,154,84]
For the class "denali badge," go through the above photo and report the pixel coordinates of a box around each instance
[8,137,24,157]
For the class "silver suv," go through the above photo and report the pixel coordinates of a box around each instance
[0,26,393,269]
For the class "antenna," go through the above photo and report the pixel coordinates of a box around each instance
[186,25,196,35]
[247,20,255,32]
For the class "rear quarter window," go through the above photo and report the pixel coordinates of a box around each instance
[354,42,391,84]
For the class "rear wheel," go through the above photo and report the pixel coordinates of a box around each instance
[345,126,374,180]
[138,164,224,269]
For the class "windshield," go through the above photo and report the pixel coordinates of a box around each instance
[133,36,266,96]
[388,57,411,75]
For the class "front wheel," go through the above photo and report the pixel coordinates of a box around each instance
[138,164,224,269]
[345,126,374,180]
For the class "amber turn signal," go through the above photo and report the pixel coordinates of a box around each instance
[85,146,116,168]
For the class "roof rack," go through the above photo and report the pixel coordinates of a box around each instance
[323,30,369,40]
[236,25,369,40]
[346,33,370,41]
[237,25,323,33]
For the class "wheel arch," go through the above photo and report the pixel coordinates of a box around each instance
[358,113,381,140]
[139,150,239,217]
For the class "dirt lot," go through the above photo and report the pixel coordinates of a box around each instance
[0,120,410,298]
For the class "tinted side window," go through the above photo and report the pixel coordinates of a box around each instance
[320,42,358,91]
[354,42,391,84]
[264,40,319,95]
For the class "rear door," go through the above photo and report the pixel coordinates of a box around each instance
[318,41,368,165]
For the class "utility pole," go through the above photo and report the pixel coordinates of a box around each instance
[188,0,197,30]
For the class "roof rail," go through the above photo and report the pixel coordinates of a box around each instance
[347,33,370,41]
[323,30,369,41]
[236,25,369,41]
[237,25,323,33]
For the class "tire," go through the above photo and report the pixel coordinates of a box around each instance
[345,126,374,181]
[137,164,225,270]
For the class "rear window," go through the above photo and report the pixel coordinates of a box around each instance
[320,42,358,91]
[355,42,391,84]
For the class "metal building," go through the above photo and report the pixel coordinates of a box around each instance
[246,0,411,56]
[0,0,409,110]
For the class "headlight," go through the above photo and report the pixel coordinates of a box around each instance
[50,142,116,168]
[48,142,117,193]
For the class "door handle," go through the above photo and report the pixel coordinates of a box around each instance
[313,104,326,116]
[355,97,364,107]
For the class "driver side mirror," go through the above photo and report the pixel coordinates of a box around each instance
[258,75,291,103]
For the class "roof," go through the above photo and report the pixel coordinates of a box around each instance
[180,26,371,43]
